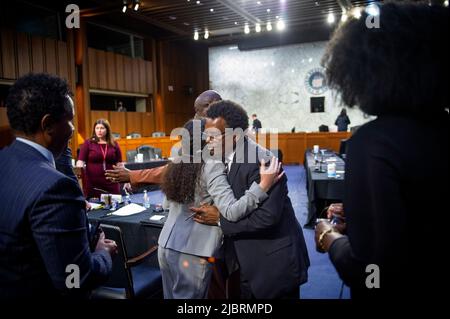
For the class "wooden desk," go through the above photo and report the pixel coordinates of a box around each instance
[115,136,180,161]
[256,132,352,164]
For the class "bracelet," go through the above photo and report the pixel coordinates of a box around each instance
[318,228,333,251]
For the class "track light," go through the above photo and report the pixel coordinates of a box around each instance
[204,29,209,39]
[122,0,128,13]
[194,30,199,40]
[133,0,140,11]
[255,23,261,32]
[266,21,272,31]
[244,24,250,34]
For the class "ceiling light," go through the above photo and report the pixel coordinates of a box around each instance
[194,30,199,40]
[196,0,201,4]
[257,1,262,5]
[327,12,335,24]
[444,0,449,7]
[255,23,261,32]
[365,4,380,17]
[266,21,272,31]
[244,24,250,34]
[122,5,127,13]
[341,12,348,22]
[267,9,271,13]
[276,20,285,30]
[352,8,361,19]
[204,29,209,39]
[234,21,238,25]
[133,0,140,11]
[210,8,214,12]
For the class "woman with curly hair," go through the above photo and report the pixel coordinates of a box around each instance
[158,118,282,299]
[315,2,449,299]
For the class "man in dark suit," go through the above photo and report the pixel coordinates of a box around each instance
[192,100,310,299]
[0,73,117,299]
[251,114,262,132]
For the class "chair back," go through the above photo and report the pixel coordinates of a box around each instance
[126,150,138,162]
[152,132,165,137]
[127,132,142,139]
[111,132,121,139]
[137,145,155,161]
[99,224,134,298]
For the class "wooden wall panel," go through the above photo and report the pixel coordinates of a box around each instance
[126,112,142,135]
[145,61,153,94]
[138,59,146,93]
[16,33,31,77]
[109,111,126,138]
[123,56,133,92]
[1,29,16,79]
[96,49,107,89]
[115,54,125,92]
[0,107,8,127]
[44,38,57,75]
[57,41,69,81]
[131,58,139,93]
[106,51,117,91]
[88,48,97,88]
[31,36,44,73]
[141,112,155,137]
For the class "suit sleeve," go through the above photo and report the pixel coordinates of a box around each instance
[219,164,287,235]
[205,162,268,222]
[29,177,112,295]
[328,130,405,289]
[129,164,167,187]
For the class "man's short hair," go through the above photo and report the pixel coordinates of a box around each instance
[252,114,257,117]
[6,73,72,135]
[206,100,249,131]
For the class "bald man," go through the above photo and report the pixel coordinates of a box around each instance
[194,90,222,119]
[105,90,222,186]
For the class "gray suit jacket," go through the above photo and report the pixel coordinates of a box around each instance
[158,161,267,257]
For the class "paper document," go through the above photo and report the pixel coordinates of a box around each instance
[150,215,165,221]
[112,203,146,216]
[88,203,103,210]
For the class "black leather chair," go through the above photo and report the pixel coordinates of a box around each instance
[90,224,162,299]
[136,145,155,161]
[126,150,138,162]
[127,132,142,139]
[319,124,329,132]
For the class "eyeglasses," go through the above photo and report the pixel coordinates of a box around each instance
[201,131,226,141]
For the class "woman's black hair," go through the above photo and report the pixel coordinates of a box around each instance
[161,119,206,204]
[322,2,449,117]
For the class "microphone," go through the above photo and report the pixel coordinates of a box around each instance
[94,187,109,194]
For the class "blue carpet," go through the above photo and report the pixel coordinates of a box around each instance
[146,164,350,299]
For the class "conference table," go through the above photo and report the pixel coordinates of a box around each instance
[304,150,345,228]
[87,193,167,265]
[124,159,169,171]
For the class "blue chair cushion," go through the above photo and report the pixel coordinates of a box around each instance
[131,263,162,299]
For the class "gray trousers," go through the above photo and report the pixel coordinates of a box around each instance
[158,246,213,299]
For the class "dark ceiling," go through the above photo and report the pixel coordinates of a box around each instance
[12,0,383,46]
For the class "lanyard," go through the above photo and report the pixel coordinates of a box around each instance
[99,143,108,170]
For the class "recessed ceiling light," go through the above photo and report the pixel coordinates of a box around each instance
[267,9,271,13]
[257,1,261,5]
[196,0,201,4]
[169,16,177,20]
[210,8,214,12]
[183,22,190,26]
[234,21,238,25]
